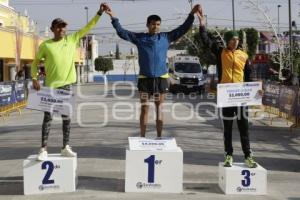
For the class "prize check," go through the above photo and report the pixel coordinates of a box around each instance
[217,82,262,108]
[27,87,75,116]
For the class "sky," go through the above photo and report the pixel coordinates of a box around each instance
[8,0,300,54]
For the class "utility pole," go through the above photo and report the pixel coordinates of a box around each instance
[232,0,236,30]
[84,6,89,83]
[277,5,281,34]
[288,0,293,76]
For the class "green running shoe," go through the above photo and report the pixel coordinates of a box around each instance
[245,156,258,168]
[223,155,233,167]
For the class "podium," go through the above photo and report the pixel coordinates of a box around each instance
[218,163,267,195]
[125,137,183,193]
[23,154,77,195]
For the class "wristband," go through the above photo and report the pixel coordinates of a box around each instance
[97,10,103,16]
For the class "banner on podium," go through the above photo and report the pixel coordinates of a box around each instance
[128,137,178,151]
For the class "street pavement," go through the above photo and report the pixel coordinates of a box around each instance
[0,83,299,200]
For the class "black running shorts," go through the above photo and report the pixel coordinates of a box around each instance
[137,77,169,94]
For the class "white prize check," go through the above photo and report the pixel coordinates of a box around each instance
[26,87,75,116]
[217,82,262,108]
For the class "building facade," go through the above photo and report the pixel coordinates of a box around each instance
[0,0,85,82]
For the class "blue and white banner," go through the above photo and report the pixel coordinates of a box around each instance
[14,80,25,102]
[217,82,262,108]
[262,82,280,108]
[26,87,75,116]
[0,82,13,106]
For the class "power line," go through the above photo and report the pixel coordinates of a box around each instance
[10,0,299,6]
[65,16,291,33]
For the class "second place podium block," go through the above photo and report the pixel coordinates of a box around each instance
[23,154,77,195]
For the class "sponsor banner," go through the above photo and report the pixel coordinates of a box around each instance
[26,87,75,116]
[217,82,262,108]
[278,86,298,116]
[262,82,281,108]
[14,80,25,102]
[0,82,13,106]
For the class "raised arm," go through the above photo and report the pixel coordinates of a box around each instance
[197,5,222,56]
[72,3,106,41]
[244,60,252,82]
[167,5,199,42]
[105,4,138,44]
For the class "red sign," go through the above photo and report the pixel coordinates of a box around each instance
[253,54,269,64]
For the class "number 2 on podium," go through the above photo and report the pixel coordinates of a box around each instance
[42,161,55,185]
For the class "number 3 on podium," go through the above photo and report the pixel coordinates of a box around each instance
[241,170,251,187]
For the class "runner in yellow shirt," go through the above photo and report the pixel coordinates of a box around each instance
[197,5,257,168]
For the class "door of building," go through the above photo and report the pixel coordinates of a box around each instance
[0,60,4,82]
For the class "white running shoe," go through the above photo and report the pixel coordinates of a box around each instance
[61,145,77,157]
[37,148,48,161]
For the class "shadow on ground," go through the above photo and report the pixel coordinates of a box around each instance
[0,176,23,195]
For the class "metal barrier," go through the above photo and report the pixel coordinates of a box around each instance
[261,82,300,129]
[0,80,28,120]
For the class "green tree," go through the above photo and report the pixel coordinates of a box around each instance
[170,27,259,67]
[187,29,225,67]
[291,40,300,83]
[240,28,259,59]
[94,56,114,84]
[95,56,113,74]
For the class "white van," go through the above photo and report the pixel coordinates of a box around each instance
[168,55,205,94]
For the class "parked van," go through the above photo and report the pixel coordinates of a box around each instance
[168,55,205,93]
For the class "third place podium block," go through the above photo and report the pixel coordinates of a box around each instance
[125,137,183,193]
[218,163,267,195]
[23,154,77,195]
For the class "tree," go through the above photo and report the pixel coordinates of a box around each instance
[240,28,259,59]
[187,28,226,67]
[169,29,195,50]
[291,39,300,84]
[94,56,114,85]
[268,37,300,83]
[170,27,259,68]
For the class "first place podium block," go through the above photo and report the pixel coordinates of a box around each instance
[125,137,183,193]
[218,163,267,195]
[23,154,77,195]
